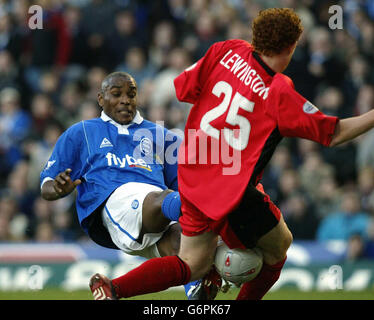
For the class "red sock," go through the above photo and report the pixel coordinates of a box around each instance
[111,255,191,298]
[236,256,286,300]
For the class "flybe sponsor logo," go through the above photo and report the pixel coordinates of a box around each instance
[105,152,152,171]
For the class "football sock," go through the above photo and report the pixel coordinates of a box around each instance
[111,255,191,298]
[161,191,181,221]
[236,256,286,300]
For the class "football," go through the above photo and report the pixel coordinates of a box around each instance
[214,241,263,286]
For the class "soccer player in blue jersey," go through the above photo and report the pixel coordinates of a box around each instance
[40,71,220,299]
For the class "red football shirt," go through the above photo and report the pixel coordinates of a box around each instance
[174,39,338,221]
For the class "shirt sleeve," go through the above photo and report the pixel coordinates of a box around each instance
[174,41,225,104]
[40,125,82,186]
[270,77,339,146]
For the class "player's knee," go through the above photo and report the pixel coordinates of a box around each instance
[144,191,162,214]
[147,190,173,216]
[155,189,173,207]
[273,229,293,261]
[157,224,181,256]
[282,228,293,253]
[262,229,293,264]
[179,252,214,281]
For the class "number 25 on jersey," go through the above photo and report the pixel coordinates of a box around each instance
[200,81,254,151]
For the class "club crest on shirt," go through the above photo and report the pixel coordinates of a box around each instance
[303,101,319,114]
[139,137,152,155]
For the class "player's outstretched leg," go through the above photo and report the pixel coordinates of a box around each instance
[236,216,292,300]
[142,190,222,300]
[89,231,218,300]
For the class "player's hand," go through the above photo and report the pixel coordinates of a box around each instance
[53,168,81,198]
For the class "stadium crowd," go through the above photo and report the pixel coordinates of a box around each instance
[0,0,374,261]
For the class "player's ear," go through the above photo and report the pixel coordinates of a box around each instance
[97,92,104,108]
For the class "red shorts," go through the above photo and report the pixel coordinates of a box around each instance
[179,183,281,249]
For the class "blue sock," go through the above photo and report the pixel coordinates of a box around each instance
[184,280,201,298]
[161,191,181,221]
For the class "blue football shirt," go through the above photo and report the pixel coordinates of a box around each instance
[40,111,181,236]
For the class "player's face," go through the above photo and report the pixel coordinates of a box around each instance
[98,76,138,125]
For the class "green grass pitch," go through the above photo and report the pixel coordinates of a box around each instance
[0,288,373,300]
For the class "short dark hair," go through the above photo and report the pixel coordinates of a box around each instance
[101,71,137,92]
[252,8,303,57]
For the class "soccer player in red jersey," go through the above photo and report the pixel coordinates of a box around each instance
[90,8,374,300]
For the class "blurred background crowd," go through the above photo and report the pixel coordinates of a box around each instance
[0,0,374,261]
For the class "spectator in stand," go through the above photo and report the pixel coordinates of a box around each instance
[62,5,89,67]
[307,26,345,89]
[283,192,319,240]
[0,194,27,241]
[0,12,22,57]
[0,87,31,177]
[277,169,303,214]
[314,86,346,118]
[317,189,371,242]
[342,55,372,107]
[261,144,294,202]
[23,0,72,92]
[29,93,56,140]
[0,50,21,91]
[25,122,64,192]
[354,84,374,116]
[356,85,374,170]
[316,87,357,185]
[107,10,147,70]
[77,99,101,121]
[149,20,177,71]
[56,82,84,128]
[314,175,341,219]
[84,66,107,101]
[191,10,223,59]
[298,151,335,201]
[78,0,119,69]
[37,70,61,104]
[149,47,191,116]
[357,167,374,214]
[116,47,156,90]
[2,160,36,218]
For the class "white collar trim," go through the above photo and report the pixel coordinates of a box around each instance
[100,111,143,134]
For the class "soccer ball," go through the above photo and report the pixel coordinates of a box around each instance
[214,241,263,286]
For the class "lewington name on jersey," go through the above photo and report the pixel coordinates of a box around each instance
[220,49,270,100]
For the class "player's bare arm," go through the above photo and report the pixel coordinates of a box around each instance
[41,168,81,200]
[329,109,374,147]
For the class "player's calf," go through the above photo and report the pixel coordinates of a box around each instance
[179,231,218,281]
[142,190,181,234]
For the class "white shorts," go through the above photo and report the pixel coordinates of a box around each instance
[102,182,173,259]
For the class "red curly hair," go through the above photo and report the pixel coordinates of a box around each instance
[252,8,304,56]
